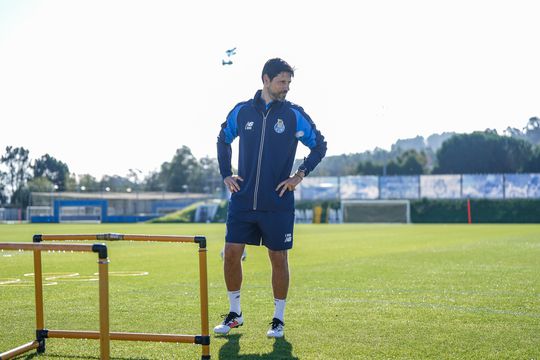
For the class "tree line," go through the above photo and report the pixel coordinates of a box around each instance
[2,118,539,207]
[309,117,540,176]
[351,131,540,176]
[0,145,222,207]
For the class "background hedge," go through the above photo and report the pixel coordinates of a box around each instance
[411,199,540,223]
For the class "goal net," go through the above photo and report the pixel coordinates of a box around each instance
[341,200,411,223]
[59,205,102,223]
[26,206,52,221]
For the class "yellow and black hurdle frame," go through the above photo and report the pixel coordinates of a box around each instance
[1,233,210,360]
[0,241,110,360]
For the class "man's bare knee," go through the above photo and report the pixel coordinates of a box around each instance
[268,249,288,266]
[224,243,245,263]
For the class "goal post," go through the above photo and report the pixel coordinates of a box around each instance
[341,200,411,223]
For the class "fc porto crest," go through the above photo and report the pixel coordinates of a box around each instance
[274,119,285,134]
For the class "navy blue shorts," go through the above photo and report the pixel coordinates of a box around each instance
[226,210,295,251]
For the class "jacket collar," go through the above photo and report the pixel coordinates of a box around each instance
[253,90,284,112]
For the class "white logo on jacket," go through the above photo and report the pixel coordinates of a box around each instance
[245,121,254,130]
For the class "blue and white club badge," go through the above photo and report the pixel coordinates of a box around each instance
[274,119,285,134]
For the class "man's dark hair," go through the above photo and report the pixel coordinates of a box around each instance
[261,58,294,82]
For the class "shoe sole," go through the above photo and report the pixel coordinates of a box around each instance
[214,323,243,335]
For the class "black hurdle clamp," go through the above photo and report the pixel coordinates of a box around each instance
[194,236,207,249]
[91,244,108,259]
[194,335,210,346]
[36,329,49,353]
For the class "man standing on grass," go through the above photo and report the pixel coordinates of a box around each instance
[215,58,327,337]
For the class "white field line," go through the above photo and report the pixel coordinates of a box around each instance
[1,271,148,286]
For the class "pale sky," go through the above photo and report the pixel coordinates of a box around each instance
[1,0,539,179]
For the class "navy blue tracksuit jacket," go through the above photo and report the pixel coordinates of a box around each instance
[217,90,327,212]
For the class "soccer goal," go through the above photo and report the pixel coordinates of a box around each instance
[341,200,411,223]
[26,206,52,222]
[55,200,107,223]
[58,206,102,223]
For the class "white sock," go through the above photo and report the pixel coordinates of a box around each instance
[228,290,241,315]
[273,298,286,322]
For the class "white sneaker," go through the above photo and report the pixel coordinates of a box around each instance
[266,318,284,338]
[214,312,243,335]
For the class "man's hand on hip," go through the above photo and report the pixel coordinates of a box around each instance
[276,175,303,197]
[224,175,243,193]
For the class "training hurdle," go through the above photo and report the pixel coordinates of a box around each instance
[0,242,110,360]
[32,233,211,360]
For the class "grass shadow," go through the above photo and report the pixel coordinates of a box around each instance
[218,334,299,360]
[17,354,38,360]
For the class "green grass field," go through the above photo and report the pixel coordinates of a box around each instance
[1,223,539,359]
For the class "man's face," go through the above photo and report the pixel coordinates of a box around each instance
[265,72,292,101]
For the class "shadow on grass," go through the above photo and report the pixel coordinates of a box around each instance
[218,334,299,360]
[17,354,38,360]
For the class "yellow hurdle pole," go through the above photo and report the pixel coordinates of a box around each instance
[33,250,45,330]
[47,330,199,343]
[197,238,211,360]
[120,234,196,243]
[36,233,197,243]
[33,249,46,354]
[0,243,95,253]
[98,254,110,360]
[0,341,40,360]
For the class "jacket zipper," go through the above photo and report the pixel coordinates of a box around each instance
[253,109,271,210]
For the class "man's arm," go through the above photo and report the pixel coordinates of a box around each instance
[217,122,244,192]
[217,105,243,179]
[276,107,327,197]
[217,130,233,179]
[292,107,327,176]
